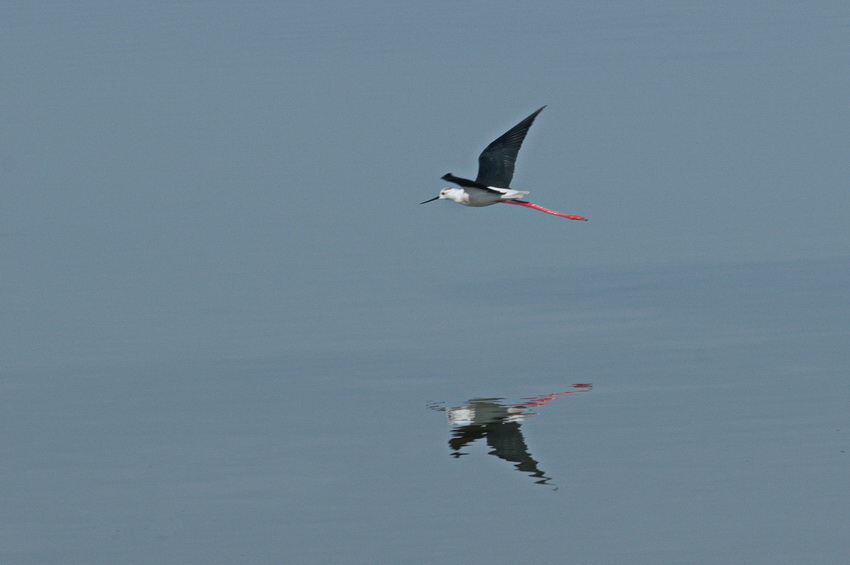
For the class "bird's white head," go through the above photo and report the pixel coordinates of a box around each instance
[420,187,464,205]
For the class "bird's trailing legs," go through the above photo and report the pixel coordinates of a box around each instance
[501,200,588,221]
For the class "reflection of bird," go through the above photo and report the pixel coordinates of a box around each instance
[431,387,592,487]
[429,383,593,484]
[420,107,588,220]
[447,400,551,485]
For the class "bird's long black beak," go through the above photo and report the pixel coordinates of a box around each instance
[420,196,439,204]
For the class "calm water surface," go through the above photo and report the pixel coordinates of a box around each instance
[2,2,849,564]
[4,259,848,564]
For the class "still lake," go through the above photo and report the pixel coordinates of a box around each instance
[4,258,848,563]
[2,2,850,563]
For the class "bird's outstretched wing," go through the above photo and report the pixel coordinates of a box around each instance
[475,106,546,188]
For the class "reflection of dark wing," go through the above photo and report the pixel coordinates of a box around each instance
[448,426,486,457]
[486,422,550,484]
[475,106,545,188]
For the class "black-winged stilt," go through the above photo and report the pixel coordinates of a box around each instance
[421,106,587,221]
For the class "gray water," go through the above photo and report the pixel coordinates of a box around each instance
[2,3,849,564]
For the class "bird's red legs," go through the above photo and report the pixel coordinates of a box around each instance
[501,200,588,221]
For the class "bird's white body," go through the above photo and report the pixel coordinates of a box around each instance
[435,186,529,207]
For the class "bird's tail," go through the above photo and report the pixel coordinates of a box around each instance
[499,189,529,200]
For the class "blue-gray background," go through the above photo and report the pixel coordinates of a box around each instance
[2,2,848,563]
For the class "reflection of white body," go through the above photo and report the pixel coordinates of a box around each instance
[447,404,530,427]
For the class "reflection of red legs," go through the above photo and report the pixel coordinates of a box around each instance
[520,384,593,408]
[502,200,588,221]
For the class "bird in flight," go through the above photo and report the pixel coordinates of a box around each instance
[421,106,587,221]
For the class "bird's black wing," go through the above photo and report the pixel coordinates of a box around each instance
[475,106,546,188]
[441,173,501,193]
